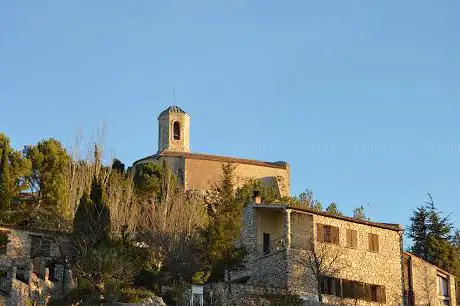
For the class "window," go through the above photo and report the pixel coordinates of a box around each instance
[346,229,358,248]
[368,233,379,253]
[437,274,449,297]
[317,224,339,244]
[263,233,270,255]
[30,235,51,258]
[342,279,386,303]
[173,121,181,140]
[321,276,341,297]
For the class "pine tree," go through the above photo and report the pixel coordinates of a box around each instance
[407,193,457,273]
[353,205,368,220]
[407,205,430,259]
[325,202,342,216]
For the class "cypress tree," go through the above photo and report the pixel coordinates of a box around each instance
[0,138,12,211]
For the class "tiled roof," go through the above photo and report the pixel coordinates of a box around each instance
[134,151,289,169]
[253,204,403,232]
[158,105,187,118]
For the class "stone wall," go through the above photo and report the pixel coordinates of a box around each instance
[406,253,457,306]
[0,226,73,267]
[287,211,404,305]
[185,157,290,196]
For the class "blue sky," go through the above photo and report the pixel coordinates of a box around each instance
[1,1,459,230]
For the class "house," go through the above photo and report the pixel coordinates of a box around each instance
[403,252,456,306]
[0,225,74,304]
[237,196,405,305]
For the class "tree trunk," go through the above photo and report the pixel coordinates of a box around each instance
[317,279,323,303]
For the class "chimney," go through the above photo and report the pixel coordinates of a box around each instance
[253,191,261,204]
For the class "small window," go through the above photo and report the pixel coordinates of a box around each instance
[346,229,358,249]
[173,121,181,140]
[30,235,51,258]
[263,233,270,255]
[437,274,449,297]
[368,233,379,253]
[317,224,339,244]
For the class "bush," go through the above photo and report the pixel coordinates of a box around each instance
[119,288,156,303]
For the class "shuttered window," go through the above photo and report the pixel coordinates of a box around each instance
[346,229,358,249]
[317,224,339,245]
[368,233,379,253]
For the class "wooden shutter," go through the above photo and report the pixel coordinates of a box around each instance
[331,226,340,244]
[378,286,386,303]
[352,230,358,248]
[369,233,379,252]
[316,223,323,242]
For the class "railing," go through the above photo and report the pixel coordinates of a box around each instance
[257,235,287,257]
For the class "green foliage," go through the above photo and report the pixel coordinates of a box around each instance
[325,202,343,216]
[191,271,211,285]
[407,193,458,274]
[289,189,323,211]
[235,178,281,205]
[353,205,368,220]
[133,160,177,202]
[0,133,31,211]
[0,136,12,211]
[204,163,246,280]
[119,288,156,303]
[0,231,9,247]
[24,138,70,217]
[73,176,111,247]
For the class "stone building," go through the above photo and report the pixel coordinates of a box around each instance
[403,252,456,306]
[0,225,74,305]
[236,198,406,305]
[133,106,290,196]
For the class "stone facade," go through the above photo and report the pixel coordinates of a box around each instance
[0,225,75,305]
[239,202,406,305]
[0,225,73,266]
[157,106,191,153]
[403,252,456,306]
[134,106,291,196]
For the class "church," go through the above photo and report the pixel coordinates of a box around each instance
[133,106,290,196]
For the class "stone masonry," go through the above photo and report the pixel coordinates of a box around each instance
[239,202,406,305]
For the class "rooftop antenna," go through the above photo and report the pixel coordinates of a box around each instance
[173,87,176,106]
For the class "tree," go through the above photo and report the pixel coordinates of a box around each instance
[204,163,246,280]
[0,134,31,210]
[24,138,71,216]
[407,193,457,273]
[0,136,12,210]
[325,202,342,216]
[133,161,177,203]
[290,189,322,211]
[407,205,430,259]
[73,176,111,249]
[353,205,368,220]
[292,238,348,303]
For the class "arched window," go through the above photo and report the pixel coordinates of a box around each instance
[173,121,181,140]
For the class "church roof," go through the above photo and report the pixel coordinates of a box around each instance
[158,105,188,118]
[133,151,289,169]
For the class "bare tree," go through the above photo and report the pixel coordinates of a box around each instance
[292,237,348,303]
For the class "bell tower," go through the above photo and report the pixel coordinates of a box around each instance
[157,106,190,153]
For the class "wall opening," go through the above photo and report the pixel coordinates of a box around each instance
[173,121,181,140]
